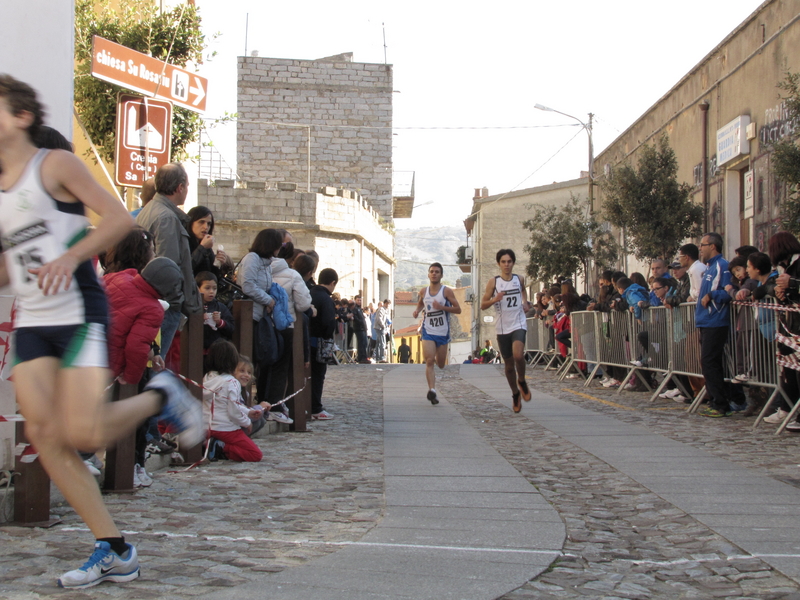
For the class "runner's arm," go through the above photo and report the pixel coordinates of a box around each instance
[34,150,133,295]
[412,289,425,318]
[480,278,502,310]
[442,287,461,314]
[519,275,532,312]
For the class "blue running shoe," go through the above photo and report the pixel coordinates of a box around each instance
[58,542,139,588]
[145,371,204,448]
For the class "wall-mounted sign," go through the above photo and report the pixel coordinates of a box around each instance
[743,169,754,219]
[716,115,750,166]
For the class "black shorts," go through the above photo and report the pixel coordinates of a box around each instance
[14,323,108,368]
[496,329,526,359]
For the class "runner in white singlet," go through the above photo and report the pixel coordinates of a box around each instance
[413,262,461,404]
[480,249,532,413]
[0,75,202,589]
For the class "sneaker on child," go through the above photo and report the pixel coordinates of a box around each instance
[267,411,294,425]
[58,541,139,588]
[312,410,334,420]
[133,464,152,487]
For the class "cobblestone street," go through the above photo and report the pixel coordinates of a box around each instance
[1,363,800,599]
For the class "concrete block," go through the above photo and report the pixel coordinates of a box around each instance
[215,179,235,188]
[245,181,266,189]
[278,182,298,191]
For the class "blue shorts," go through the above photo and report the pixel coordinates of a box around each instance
[421,331,450,347]
[14,323,109,368]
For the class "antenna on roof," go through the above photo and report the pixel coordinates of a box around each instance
[382,22,387,64]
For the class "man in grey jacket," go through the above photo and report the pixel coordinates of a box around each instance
[136,163,201,359]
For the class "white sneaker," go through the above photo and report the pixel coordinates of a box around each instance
[672,394,688,403]
[624,381,637,391]
[58,542,139,588]
[602,379,620,388]
[659,388,681,399]
[630,360,644,367]
[599,377,610,385]
[83,459,101,477]
[312,410,334,420]
[134,464,152,487]
[267,411,294,425]
[764,408,790,424]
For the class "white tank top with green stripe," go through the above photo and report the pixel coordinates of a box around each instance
[0,149,107,328]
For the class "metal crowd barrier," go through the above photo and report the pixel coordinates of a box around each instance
[555,301,791,433]
[525,317,560,369]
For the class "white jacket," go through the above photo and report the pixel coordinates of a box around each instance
[270,258,313,326]
[203,372,249,432]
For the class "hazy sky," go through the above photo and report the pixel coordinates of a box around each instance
[194,0,764,230]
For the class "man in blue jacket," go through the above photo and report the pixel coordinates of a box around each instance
[696,233,746,417]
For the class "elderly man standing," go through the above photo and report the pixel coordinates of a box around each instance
[136,163,202,362]
[695,233,746,417]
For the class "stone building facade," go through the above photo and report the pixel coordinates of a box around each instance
[200,181,394,302]
[593,0,800,257]
[237,53,394,218]
[205,52,396,302]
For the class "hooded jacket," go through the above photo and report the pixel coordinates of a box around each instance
[202,371,248,432]
[695,253,733,328]
[104,269,164,384]
[620,283,649,320]
[270,258,312,326]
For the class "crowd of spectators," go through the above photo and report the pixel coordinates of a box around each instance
[526,231,800,430]
[82,162,353,485]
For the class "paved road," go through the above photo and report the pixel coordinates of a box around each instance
[1,363,799,599]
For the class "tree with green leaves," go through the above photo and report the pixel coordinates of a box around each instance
[74,0,207,163]
[522,195,619,286]
[772,72,800,235]
[602,134,702,262]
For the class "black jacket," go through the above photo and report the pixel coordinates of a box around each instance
[310,285,337,339]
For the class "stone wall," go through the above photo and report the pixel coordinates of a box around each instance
[198,180,394,303]
[237,55,394,219]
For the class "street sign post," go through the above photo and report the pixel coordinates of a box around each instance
[91,36,207,113]
[115,94,172,187]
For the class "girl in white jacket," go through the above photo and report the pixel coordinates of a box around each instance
[264,242,315,412]
[203,340,263,462]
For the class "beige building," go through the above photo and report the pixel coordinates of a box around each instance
[594,0,800,258]
[464,178,588,349]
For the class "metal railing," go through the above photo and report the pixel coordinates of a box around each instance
[524,301,794,434]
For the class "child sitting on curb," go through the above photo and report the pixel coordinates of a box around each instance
[203,340,263,462]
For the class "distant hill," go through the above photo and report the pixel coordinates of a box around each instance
[394,225,471,290]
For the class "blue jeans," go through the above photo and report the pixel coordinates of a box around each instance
[160,308,182,358]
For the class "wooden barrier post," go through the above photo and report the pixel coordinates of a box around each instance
[103,382,138,492]
[232,300,254,360]
[179,312,204,464]
[289,322,310,432]
[232,300,255,404]
[12,420,59,527]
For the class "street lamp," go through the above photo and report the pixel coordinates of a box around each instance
[534,103,594,211]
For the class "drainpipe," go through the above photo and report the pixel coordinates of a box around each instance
[700,101,710,233]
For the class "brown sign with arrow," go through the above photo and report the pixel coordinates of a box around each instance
[91,35,207,113]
